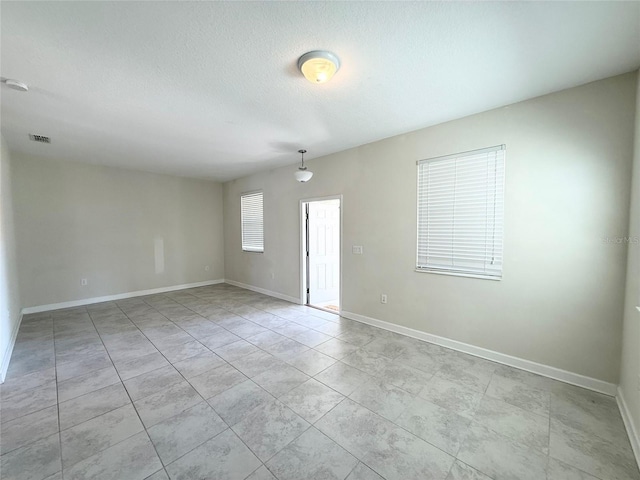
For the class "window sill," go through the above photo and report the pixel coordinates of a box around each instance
[242,249,264,254]
[414,268,502,281]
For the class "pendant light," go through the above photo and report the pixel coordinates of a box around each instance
[295,149,313,183]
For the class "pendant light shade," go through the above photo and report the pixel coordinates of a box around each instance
[295,149,313,183]
[295,170,313,182]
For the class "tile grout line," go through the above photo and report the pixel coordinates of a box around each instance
[133,292,280,474]
[341,460,361,480]
[82,304,170,475]
[306,394,406,480]
[0,317,58,456]
[2,302,522,474]
[338,349,563,458]
[1,317,57,444]
[453,459,497,480]
[169,289,368,478]
[304,343,557,479]
[107,298,228,471]
[8,284,628,480]
[51,314,64,480]
[9,289,455,479]
[547,396,553,476]
[157,290,329,476]
[119,289,308,476]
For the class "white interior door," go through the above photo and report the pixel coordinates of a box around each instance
[307,199,340,309]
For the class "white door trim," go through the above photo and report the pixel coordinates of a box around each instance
[299,194,343,314]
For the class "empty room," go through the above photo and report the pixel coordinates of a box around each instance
[1,2,639,480]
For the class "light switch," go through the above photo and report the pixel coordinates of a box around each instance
[352,245,363,255]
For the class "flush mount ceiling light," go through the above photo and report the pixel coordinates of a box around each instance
[2,79,28,92]
[297,51,340,84]
[295,149,313,183]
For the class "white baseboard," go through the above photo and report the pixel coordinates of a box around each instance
[341,310,618,396]
[1,312,23,383]
[617,386,640,467]
[224,279,302,305]
[21,279,226,314]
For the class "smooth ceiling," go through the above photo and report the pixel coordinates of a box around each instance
[1,1,639,181]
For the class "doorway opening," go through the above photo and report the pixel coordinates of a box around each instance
[301,197,341,313]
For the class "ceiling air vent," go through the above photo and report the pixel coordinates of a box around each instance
[29,134,51,144]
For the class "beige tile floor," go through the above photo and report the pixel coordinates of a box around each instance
[1,284,638,480]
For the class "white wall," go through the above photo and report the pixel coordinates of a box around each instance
[12,154,225,308]
[619,72,640,455]
[224,72,637,384]
[0,134,22,381]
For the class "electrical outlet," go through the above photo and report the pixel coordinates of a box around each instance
[204,265,210,271]
[380,294,387,304]
[352,245,363,255]
[81,278,88,286]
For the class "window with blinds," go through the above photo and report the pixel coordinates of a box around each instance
[417,145,505,279]
[241,191,264,253]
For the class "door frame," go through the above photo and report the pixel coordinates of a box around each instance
[299,194,343,313]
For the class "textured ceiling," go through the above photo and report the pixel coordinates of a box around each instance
[1,1,639,181]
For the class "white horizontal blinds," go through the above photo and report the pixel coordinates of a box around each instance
[417,145,505,278]
[241,191,264,252]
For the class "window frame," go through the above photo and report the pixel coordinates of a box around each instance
[415,145,505,281]
[240,190,264,253]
